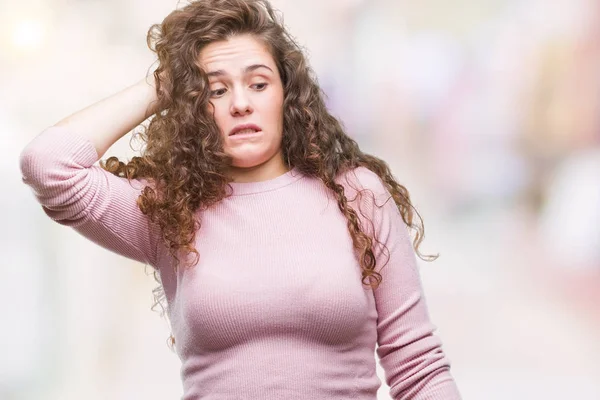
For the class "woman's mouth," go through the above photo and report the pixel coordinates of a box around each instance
[229,129,263,139]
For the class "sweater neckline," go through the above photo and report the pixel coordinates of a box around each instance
[227,166,304,196]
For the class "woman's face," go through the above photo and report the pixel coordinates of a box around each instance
[198,34,287,182]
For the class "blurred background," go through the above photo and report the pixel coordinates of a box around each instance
[2,0,599,398]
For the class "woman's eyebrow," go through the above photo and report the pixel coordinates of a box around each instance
[206,64,273,78]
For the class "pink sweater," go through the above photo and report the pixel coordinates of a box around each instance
[19,126,461,400]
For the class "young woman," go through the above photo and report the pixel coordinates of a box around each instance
[19,0,461,398]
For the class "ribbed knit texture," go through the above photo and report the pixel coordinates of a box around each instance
[19,126,461,400]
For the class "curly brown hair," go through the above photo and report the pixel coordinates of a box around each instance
[100,0,438,349]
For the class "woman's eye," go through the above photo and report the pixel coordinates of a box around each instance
[211,88,226,97]
[210,83,267,97]
[253,83,268,90]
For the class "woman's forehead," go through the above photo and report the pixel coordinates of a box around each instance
[198,35,276,75]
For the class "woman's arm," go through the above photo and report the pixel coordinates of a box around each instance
[19,76,167,268]
[54,75,160,158]
[340,167,462,400]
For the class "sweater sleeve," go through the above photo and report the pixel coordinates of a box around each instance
[343,167,461,400]
[19,125,163,268]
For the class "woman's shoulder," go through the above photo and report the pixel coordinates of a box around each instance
[335,166,388,198]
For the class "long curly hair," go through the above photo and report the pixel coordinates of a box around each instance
[100,0,438,349]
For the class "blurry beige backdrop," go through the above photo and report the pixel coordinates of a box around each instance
[2,0,599,399]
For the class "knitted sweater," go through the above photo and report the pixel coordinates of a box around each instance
[19,125,461,399]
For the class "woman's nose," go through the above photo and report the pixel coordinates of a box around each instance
[230,88,253,116]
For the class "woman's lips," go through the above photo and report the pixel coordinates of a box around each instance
[229,130,263,140]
